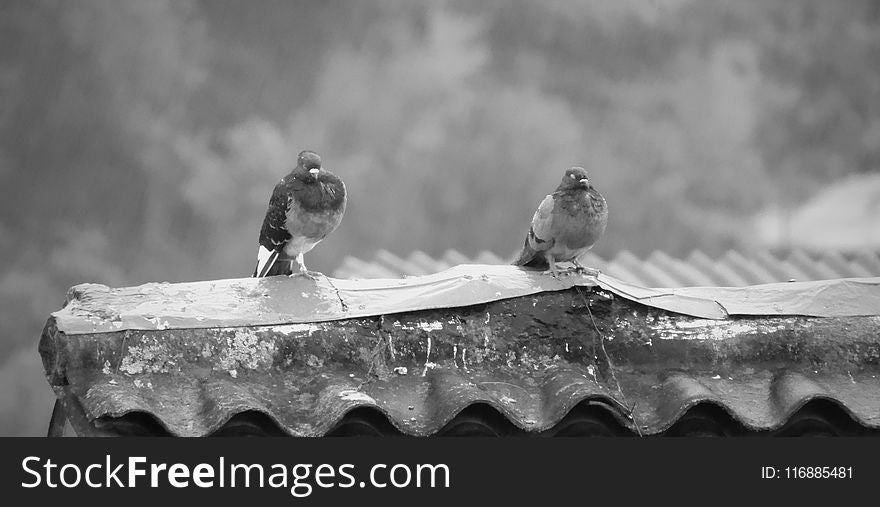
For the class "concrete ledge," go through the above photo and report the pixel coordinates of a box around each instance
[39,271,880,436]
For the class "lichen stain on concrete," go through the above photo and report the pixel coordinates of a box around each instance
[119,340,177,375]
[515,349,559,372]
[418,321,443,332]
[265,323,320,336]
[338,389,375,403]
[649,316,786,342]
[133,378,154,389]
[216,328,277,373]
[392,320,444,332]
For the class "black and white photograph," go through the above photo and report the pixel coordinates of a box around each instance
[1,0,878,500]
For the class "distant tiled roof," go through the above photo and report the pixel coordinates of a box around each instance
[334,249,880,286]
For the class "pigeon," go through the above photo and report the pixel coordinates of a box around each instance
[253,150,347,278]
[513,166,608,277]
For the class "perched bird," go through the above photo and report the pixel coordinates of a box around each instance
[513,166,608,277]
[253,150,347,278]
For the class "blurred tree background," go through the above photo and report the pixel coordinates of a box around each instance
[1,0,878,435]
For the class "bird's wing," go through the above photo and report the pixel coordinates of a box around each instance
[512,194,556,267]
[528,194,556,248]
[253,181,292,277]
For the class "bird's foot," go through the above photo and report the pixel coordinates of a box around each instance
[544,265,561,280]
[570,260,600,277]
[573,266,601,277]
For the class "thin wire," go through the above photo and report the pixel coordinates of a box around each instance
[575,285,643,437]
[323,275,349,312]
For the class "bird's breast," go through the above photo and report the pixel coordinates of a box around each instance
[294,178,346,212]
[285,198,345,242]
[551,191,607,252]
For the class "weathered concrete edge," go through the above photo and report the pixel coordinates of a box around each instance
[39,287,880,436]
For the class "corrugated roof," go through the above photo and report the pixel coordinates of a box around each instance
[333,248,880,286]
[41,273,880,437]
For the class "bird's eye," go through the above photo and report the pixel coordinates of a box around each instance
[569,174,576,179]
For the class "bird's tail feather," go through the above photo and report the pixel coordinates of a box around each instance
[512,239,549,270]
[512,245,533,266]
[254,246,280,278]
[259,259,294,277]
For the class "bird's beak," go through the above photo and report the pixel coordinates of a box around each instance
[309,168,320,176]
[579,178,589,186]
